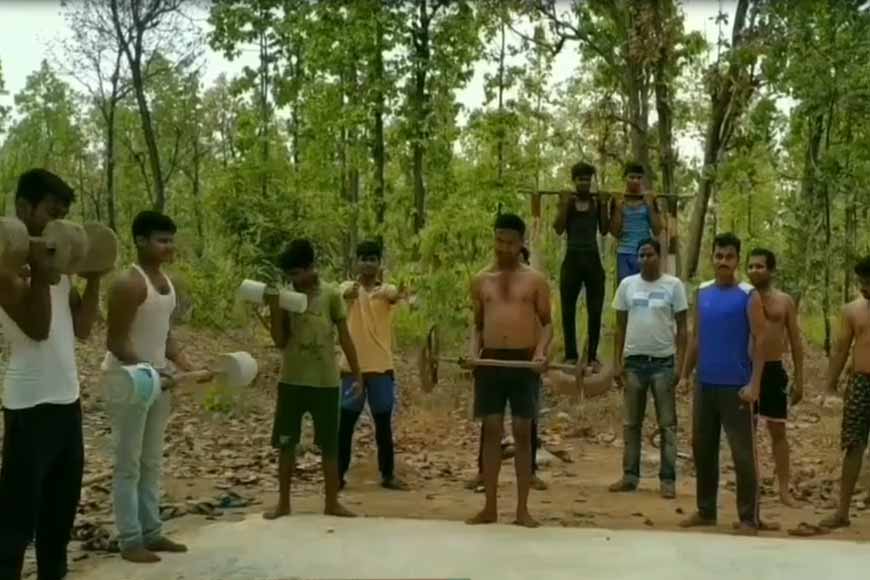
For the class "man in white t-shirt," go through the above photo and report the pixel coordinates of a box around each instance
[609,238,688,499]
[0,169,107,580]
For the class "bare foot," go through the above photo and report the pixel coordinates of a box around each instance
[732,520,779,532]
[325,502,357,518]
[263,504,291,520]
[121,546,161,564]
[466,509,498,525]
[531,475,549,491]
[732,522,758,536]
[514,511,540,528]
[679,512,716,528]
[779,491,798,508]
[819,513,851,529]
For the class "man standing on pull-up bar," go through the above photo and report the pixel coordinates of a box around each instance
[554,162,608,370]
[467,213,552,528]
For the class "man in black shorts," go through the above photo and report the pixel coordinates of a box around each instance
[262,239,364,520]
[747,249,804,506]
[466,247,546,491]
[466,214,552,528]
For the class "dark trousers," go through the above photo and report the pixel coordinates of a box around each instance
[693,386,758,525]
[559,250,605,362]
[338,409,395,482]
[477,420,539,474]
[0,401,84,580]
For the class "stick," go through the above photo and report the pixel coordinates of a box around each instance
[518,189,694,200]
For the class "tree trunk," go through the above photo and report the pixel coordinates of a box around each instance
[496,21,506,187]
[683,0,755,278]
[191,133,205,257]
[259,15,270,199]
[372,14,387,228]
[652,0,678,275]
[412,0,431,234]
[105,99,118,231]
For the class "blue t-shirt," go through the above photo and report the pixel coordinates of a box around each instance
[617,203,653,255]
[697,281,754,388]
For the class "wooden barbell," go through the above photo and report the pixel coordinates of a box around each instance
[0,217,118,274]
[417,324,613,398]
[519,188,694,200]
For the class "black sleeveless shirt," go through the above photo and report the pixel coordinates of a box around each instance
[565,199,600,253]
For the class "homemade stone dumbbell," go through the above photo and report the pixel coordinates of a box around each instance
[238,279,308,313]
[0,217,118,274]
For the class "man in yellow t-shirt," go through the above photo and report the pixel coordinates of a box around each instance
[338,241,407,490]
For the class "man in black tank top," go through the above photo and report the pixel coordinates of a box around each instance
[553,162,609,369]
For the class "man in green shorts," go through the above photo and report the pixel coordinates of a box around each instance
[263,239,364,520]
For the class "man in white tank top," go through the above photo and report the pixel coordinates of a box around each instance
[0,169,107,580]
[103,210,200,564]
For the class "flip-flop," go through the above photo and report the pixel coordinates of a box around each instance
[787,523,831,537]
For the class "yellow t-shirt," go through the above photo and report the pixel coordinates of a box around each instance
[339,281,396,374]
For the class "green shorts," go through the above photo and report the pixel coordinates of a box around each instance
[271,384,340,459]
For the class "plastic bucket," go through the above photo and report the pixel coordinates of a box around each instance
[108,363,162,407]
[278,289,308,313]
[215,351,258,388]
[238,279,267,304]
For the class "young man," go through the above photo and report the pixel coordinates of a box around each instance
[466,246,546,492]
[678,232,767,535]
[746,248,804,507]
[0,169,106,580]
[818,256,870,529]
[103,211,202,564]
[553,162,608,369]
[609,162,663,282]
[609,238,687,499]
[467,213,553,528]
[264,239,363,520]
[338,240,407,491]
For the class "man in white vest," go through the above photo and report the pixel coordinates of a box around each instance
[103,210,205,564]
[0,169,106,580]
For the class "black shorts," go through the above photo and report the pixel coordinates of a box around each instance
[271,384,340,458]
[473,349,539,420]
[758,361,788,421]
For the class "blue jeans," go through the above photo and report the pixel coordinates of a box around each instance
[103,369,172,550]
[621,356,677,484]
[617,252,640,282]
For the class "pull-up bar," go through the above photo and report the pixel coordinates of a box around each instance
[519,188,694,200]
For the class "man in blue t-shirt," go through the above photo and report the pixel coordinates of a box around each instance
[610,162,663,282]
[677,232,769,535]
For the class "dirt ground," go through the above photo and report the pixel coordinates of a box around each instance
[2,324,869,578]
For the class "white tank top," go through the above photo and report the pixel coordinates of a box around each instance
[0,275,80,410]
[104,264,176,371]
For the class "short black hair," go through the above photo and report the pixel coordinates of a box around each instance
[713,232,741,255]
[356,240,382,259]
[132,210,176,241]
[279,239,315,271]
[637,238,661,255]
[494,212,525,237]
[854,256,870,278]
[571,162,596,180]
[623,161,646,177]
[16,168,76,206]
[749,247,776,271]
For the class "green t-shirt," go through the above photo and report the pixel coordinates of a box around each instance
[280,282,346,388]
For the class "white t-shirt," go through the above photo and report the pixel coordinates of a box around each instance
[612,273,688,358]
[0,275,80,409]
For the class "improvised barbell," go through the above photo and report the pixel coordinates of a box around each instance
[238,279,308,313]
[417,324,613,398]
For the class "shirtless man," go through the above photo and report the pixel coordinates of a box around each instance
[746,248,804,507]
[467,213,553,528]
[818,256,870,529]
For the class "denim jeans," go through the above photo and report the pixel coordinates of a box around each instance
[621,355,677,485]
[103,369,172,550]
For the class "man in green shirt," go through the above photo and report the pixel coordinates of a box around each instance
[263,239,364,519]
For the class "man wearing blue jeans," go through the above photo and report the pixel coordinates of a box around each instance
[103,211,207,564]
[610,238,687,499]
[610,162,663,283]
[338,241,407,490]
